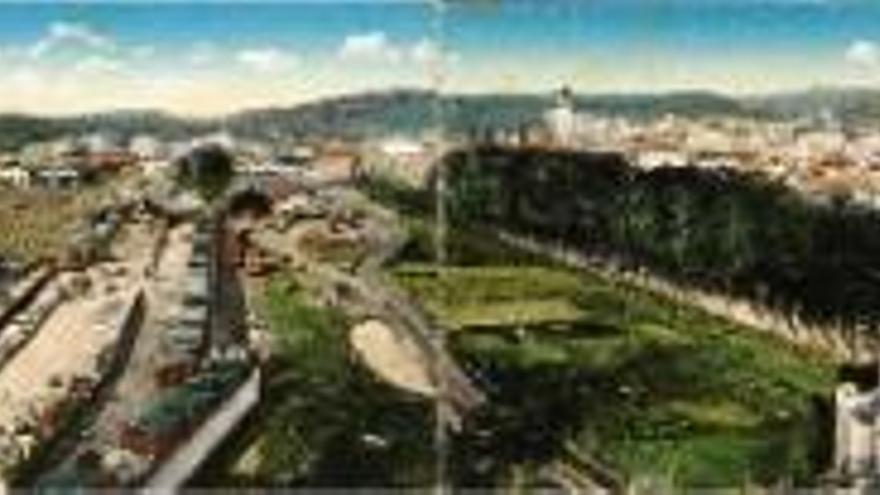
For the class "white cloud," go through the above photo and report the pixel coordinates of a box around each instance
[30,21,112,59]
[338,33,459,67]
[846,39,880,69]
[410,38,459,65]
[8,67,42,89]
[411,38,439,64]
[236,47,296,73]
[73,55,126,75]
[338,32,402,63]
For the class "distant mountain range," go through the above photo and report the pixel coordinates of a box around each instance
[2,87,879,152]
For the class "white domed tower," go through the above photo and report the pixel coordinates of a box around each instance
[545,85,579,148]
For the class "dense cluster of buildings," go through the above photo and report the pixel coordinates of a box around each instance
[537,87,880,207]
[0,130,357,191]
[352,88,880,209]
[5,89,880,209]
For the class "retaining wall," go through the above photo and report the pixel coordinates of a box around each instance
[144,366,261,491]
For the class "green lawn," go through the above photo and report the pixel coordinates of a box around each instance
[192,275,435,488]
[393,258,836,488]
[396,264,586,329]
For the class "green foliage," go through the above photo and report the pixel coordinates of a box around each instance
[395,257,835,486]
[358,175,431,218]
[0,111,211,152]
[136,363,248,435]
[203,275,434,487]
[442,148,880,331]
[174,144,235,202]
[357,178,544,266]
[396,264,586,328]
[260,278,349,383]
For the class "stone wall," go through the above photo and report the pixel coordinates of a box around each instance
[145,367,260,490]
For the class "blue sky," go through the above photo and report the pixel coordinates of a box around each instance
[0,0,877,115]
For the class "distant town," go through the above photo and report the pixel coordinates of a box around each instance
[4,87,880,208]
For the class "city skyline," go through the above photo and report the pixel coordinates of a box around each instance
[0,0,879,115]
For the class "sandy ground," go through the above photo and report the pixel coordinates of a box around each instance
[0,276,135,429]
[252,219,318,266]
[0,221,156,433]
[349,319,436,398]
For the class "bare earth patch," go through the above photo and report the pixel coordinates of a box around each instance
[349,319,435,398]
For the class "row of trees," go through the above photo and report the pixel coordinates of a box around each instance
[440,147,880,333]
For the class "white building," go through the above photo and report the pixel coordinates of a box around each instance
[140,159,172,177]
[130,135,166,160]
[365,136,433,186]
[633,150,690,169]
[192,131,237,151]
[34,167,82,189]
[82,132,120,154]
[686,126,735,154]
[835,384,880,482]
[544,86,582,148]
[0,166,30,188]
[847,134,880,169]
[795,131,847,164]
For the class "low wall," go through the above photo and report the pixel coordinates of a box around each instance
[498,231,868,363]
[144,367,261,491]
[0,267,55,334]
[11,289,146,486]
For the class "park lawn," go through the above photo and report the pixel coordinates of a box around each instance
[393,260,837,487]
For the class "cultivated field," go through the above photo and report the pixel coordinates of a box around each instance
[0,185,109,265]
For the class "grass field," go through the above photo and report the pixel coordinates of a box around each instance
[393,235,837,487]
[396,264,586,329]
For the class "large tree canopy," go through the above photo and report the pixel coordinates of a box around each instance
[368,147,880,334]
[175,144,235,202]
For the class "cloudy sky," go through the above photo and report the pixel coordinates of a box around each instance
[0,0,878,116]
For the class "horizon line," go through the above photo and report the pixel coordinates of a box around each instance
[0,84,871,121]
